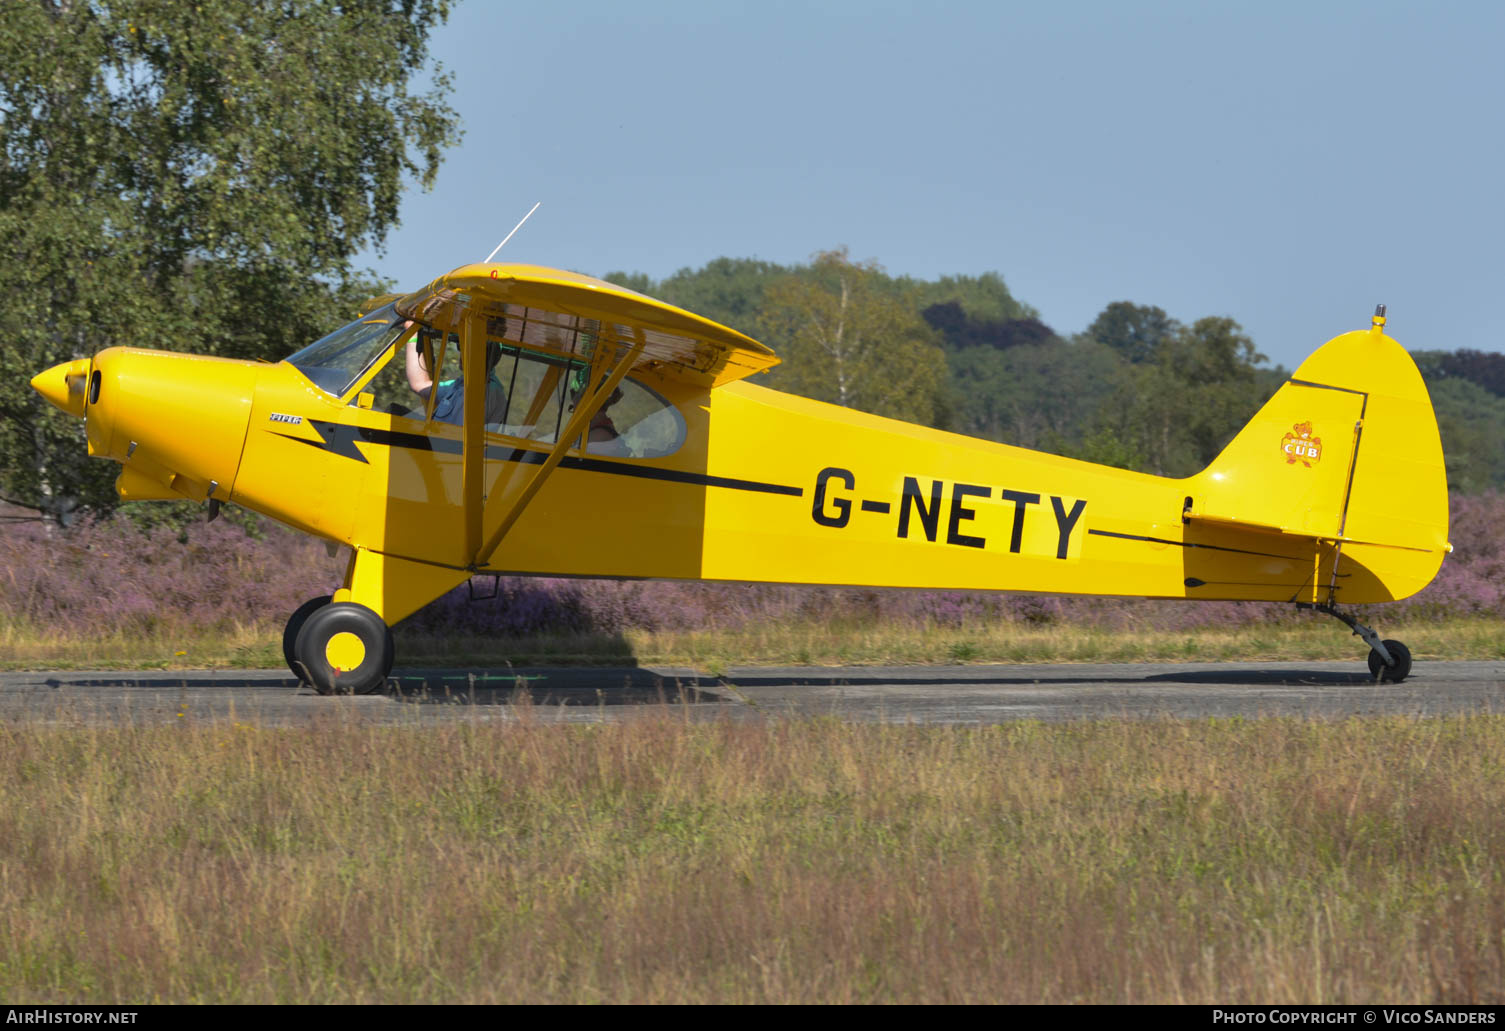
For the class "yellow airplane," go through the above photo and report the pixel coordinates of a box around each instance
[30,265,1449,693]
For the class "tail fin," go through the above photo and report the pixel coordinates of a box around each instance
[1187,311,1449,602]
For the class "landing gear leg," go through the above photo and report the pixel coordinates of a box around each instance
[1299,602,1412,683]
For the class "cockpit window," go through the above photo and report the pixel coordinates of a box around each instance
[489,344,687,458]
[329,306,689,459]
[286,303,410,397]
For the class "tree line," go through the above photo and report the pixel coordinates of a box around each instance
[4,2,1502,527]
[608,252,1505,492]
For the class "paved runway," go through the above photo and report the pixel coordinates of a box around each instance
[2,660,1503,725]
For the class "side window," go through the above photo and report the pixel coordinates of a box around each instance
[345,319,687,459]
[585,378,686,458]
[484,319,519,432]
[495,349,574,442]
[487,347,686,458]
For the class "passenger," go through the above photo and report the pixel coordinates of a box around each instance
[589,386,624,440]
[405,326,508,427]
[583,384,630,456]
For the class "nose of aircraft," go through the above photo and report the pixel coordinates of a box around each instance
[30,358,91,418]
[32,347,261,504]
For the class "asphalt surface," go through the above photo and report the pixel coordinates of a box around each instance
[2,660,1503,725]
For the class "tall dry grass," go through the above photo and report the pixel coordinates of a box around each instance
[2,711,1502,1003]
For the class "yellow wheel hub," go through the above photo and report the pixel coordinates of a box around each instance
[325,631,366,673]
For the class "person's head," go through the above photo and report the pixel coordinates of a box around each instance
[431,336,501,376]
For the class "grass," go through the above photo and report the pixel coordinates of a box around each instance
[1,710,1502,1003]
[2,615,1501,671]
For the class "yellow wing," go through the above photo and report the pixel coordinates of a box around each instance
[389,264,779,388]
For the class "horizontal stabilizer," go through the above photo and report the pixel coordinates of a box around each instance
[1182,511,1288,535]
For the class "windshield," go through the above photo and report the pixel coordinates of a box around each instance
[286,303,411,397]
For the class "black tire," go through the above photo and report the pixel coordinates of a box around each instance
[282,595,333,677]
[1367,639,1412,683]
[293,601,394,696]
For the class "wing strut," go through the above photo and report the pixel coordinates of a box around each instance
[460,316,486,563]
[471,329,646,568]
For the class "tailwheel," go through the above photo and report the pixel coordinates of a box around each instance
[1299,602,1415,685]
[293,601,394,696]
[1367,640,1412,683]
[282,595,333,678]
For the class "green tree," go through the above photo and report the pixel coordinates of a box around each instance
[601,270,655,296]
[907,271,1037,325]
[1162,316,1265,385]
[1086,301,1178,364]
[1427,378,1505,492]
[654,257,789,336]
[1414,349,1505,398]
[1071,425,1146,471]
[1094,315,1270,476]
[0,0,459,521]
[754,249,946,425]
[947,338,1119,452]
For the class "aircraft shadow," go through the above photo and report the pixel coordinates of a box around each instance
[384,665,1386,704]
[704,669,1380,689]
[1142,669,1376,686]
[385,668,723,707]
[33,670,718,706]
[34,665,1384,706]
[41,674,298,690]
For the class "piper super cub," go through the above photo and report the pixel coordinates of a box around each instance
[30,265,1450,693]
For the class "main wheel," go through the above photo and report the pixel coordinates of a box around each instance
[293,601,394,695]
[1367,639,1412,683]
[282,595,333,678]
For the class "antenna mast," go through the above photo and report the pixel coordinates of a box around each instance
[484,202,541,263]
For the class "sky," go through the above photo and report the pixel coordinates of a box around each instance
[352,0,1505,370]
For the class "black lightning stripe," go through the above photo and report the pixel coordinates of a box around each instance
[272,422,802,497]
[275,421,371,463]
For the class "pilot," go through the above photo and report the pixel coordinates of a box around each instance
[579,380,629,456]
[404,323,508,427]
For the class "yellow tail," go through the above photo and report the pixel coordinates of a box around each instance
[1186,312,1449,603]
